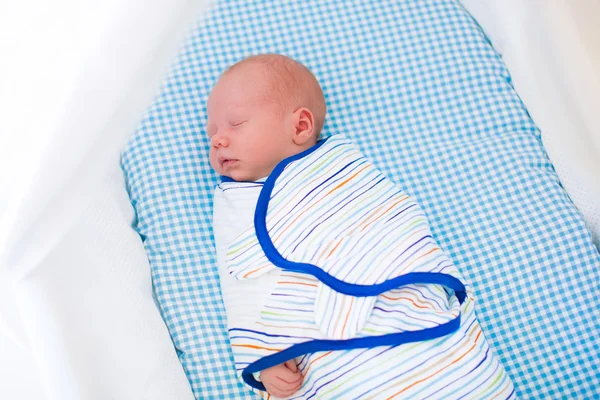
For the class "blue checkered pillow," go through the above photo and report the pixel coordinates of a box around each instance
[121,0,600,398]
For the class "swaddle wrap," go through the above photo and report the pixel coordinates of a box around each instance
[213,135,515,399]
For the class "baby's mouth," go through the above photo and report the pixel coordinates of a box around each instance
[219,157,238,168]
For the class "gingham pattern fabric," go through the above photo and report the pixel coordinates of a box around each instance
[121,0,600,398]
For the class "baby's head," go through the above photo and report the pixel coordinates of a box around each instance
[207,54,326,181]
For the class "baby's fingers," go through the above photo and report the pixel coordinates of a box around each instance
[268,372,303,398]
[261,362,303,398]
[284,359,298,372]
[276,367,303,384]
[267,378,303,399]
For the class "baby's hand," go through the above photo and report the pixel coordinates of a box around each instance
[260,360,303,398]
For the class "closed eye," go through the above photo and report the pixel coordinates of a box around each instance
[232,120,248,127]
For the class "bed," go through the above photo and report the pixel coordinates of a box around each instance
[1,0,599,399]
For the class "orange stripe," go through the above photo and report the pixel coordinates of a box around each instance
[278,281,318,287]
[340,296,355,335]
[395,246,439,271]
[386,329,483,399]
[273,165,370,242]
[361,196,409,232]
[243,264,270,278]
[382,286,446,311]
[326,237,344,259]
[304,351,333,375]
[378,294,453,316]
[232,344,280,352]
[379,295,431,310]
[328,165,369,193]
[279,273,318,282]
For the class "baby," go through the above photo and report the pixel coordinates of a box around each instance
[209,54,515,399]
[208,54,325,397]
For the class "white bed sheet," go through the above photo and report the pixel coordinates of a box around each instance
[0,1,598,399]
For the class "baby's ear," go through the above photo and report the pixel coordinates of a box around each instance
[292,107,315,146]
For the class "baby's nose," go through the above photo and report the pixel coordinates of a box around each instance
[211,132,229,147]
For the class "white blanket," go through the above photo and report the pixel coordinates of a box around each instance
[214,135,515,399]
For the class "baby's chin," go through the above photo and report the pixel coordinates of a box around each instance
[216,161,270,182]
[225,169,263,183]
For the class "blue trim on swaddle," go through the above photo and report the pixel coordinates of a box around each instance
[221,176,266,184]
[254,137,466,302]
[241,315,462,391]
[240,136,467,390]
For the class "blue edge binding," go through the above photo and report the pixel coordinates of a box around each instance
[222,137,467,391]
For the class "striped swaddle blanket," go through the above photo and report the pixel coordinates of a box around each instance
[213,135,515,399]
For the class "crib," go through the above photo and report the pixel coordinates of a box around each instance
[1,0,599,399]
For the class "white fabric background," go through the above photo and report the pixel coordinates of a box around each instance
[0,0,598,399]
[0,0,210,399]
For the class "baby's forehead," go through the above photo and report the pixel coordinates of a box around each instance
[215,69,289,106]
[243,59,304,90]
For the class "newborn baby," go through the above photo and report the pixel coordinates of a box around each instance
[209,54,515,399]
[208,53,324,397]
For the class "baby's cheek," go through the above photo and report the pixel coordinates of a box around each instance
[208,152,219,172]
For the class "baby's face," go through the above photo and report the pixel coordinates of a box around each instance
[206,65,298,181]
